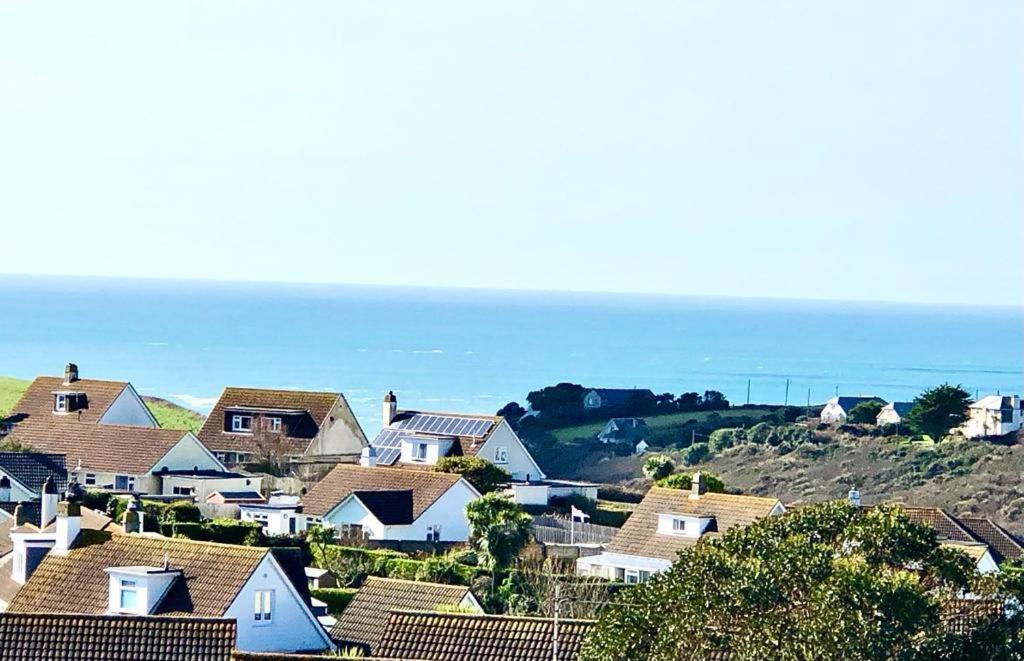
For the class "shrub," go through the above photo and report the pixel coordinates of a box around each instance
[848,401,884,424]
[683,442,710,465]
[656,472,726,493]
[310,587,357,615]
[709,428,744,452]
[597,486,644,504]
[436,456,512,494]
[642,455,674,480]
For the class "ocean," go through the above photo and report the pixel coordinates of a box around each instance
[0,275,1020,436]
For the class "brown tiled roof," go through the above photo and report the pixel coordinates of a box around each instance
[6,419,190,474]
[301,464,464,518]
[0,613,236,661]
[957,517,1024,564]
[330,577,475,653]
[197,387,347,456]
[605,487,782,561]
[375,611,594,661]
[941,598,1005,635]
[8,376,131,425]
[898,507,975,543]
[6,531,268,616]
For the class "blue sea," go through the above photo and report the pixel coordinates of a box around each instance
[0,275,1021,435]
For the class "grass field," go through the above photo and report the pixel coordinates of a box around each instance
[549,407,778,444]
[0,375,204,431]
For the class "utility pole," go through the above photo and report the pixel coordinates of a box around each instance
[784,379,790,406]
[746,379,751,405]
[806,388,811,418]
[692,428,696,446]
[552,584,561,661]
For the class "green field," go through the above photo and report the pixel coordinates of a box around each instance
[0,375,204,431]
[550,407,781,444]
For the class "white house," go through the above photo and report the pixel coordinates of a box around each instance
[961,395,1023,439]
[597,417,648,444]
[819,396,886,425]
[876,402,914,427]
[576,474,785,583]
[4,496,333,653]
[371,392,545,482]
[240,492,303,537]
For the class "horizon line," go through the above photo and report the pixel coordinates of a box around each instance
[1,271,1021,312]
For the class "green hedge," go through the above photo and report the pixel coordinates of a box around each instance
[311,544,478,586]
[310,588,357,615]
[172,518,264,545]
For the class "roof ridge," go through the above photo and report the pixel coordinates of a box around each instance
[367,576,470,590]
[649,486,780,503]
[115,533,270,554]
[387,609,596,624]
[223,385,341,397]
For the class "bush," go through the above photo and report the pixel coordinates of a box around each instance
[597,486,644,504]
[848,401,884,424]
[656,472,726,493]
[709,428,743,452]
[310,587,357,615]
[684,442,710,465]
[172,518,264,545]
[435,456,511,494]
[642,455,674,480]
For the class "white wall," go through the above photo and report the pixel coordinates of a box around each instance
[820,399,846,425]
[311,396,367,456]
[225,554,332,653]
[876,406,902,426]
[510,484,549,506]
[161,475,262,502]
[0,469,38,501]
[325,497,385,539]
[98,386,158,427]
[149,433,226,473]
[477,421,545,481]
[399,437,452,465]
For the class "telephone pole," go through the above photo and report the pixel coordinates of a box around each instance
[746,379,751,405]
[784,379,790,406]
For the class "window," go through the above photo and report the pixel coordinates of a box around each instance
[54,394,67,413]
[172,486,195,496]
[412,443,428,461]
[625,569,640,584]
[84,473,96,486]
[494,446,509,464]
[114,475,135,491]
[263,416,282,432]
[120,579,138,611]
[672,518,686,532]
[253,589,274,623]
[426,525,441,542]
[232,415,253,432]
[639,570,651,583]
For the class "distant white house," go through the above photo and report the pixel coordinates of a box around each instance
[597,418,648,444]
[634,439,650,455]
[961,395,1023,439]
[820,396,886,425]
[876,402,914,427]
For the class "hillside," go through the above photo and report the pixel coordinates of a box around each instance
[0,375,204,431]
[562,428,1024,529]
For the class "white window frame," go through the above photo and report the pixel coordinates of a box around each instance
[264,416,282,432]
[232,415,253,433]
[84,473,96,486]
[412,443,428,461]
[426,525,442,542]
[119,579,138,611]
[54,394,67,413]
[253,589,274,624]
[494,445,509,464]
[672,518,686,533]
[172,485,195,496]
[115,475,135,492]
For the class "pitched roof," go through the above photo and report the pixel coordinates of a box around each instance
[372,412,503,465]
[899,507,976,543]
[971,395,1017,411]
[587,389,655,408]
[957,517,1024,564]
[834,396,886,413]
[0,452,67,495]
[301,464,465,518]
[353,490,415,525]
[197,387,352,456]
[6,531,270,616]
[7,376,130,425]
[6,420,191,474]
[375,611,594,661]
[0,613,236,661]
[330,577,475,653]
[605,487,782,561]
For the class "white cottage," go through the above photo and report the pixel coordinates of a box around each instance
[820,396,886,424]
[962,395,1023,439]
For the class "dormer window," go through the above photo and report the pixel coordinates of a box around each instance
[119,579,138,611]
[263,416,282,433]
[232,415,253,433]
[412,443,428,461]
[55,394,67,413]
[672,518,686,533]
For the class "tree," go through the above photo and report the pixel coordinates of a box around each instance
[655,472,725,493]
[465,493,533,577]
[496,401,527,425]
[676,392,702,412]
[642,454,674,480]
[848,400,884,424]
[435,456,511,494]
[905,384,972,441]
[579,501,1021,660]
[700,390,730,411]
[525,383,587,415]
[0,437,34,452]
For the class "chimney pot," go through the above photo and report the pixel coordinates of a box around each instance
[41,476,59,527]
[360,446,378,468]
[63,363,79,385]
[383,391,398,428]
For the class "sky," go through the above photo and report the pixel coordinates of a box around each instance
[1,1,1021,306]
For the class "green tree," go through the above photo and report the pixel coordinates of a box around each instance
[579,501,1018,661]
[848,400,885,424]
[905,384,972,441]
[655,472,725,493]
[642,454,674,480]
[465,493,533,576]
[435,456,511,494]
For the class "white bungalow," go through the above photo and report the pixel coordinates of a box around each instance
[961,395,1022,439]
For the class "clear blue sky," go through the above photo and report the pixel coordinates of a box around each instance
[1,1,1020,306]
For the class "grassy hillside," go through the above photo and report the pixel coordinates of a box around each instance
[0,375,204,432]
[550,407,780,444]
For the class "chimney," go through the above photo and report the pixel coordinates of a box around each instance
[0,475,10,502]
[383,391,398,428]
[123,495,143,534]
[41,476,58,527]
[13,502,30,526]
[54,501,82,554]
[848,489,862,508]
[63,363,79,385]
[690,471,707,499]
[360,445,377,468]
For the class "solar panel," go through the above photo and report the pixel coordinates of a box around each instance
[401,413,494,438]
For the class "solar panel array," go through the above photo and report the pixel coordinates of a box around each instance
[371,429,405,466]
[394,414,494,438]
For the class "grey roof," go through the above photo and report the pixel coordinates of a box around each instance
[836,396,886,413]
[891,402,915,417]
[353,490,414,525]
[599,418,648,441]
[0,453,67,495]
[588,389,655,408]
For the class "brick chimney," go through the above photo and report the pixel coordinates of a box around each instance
[383,391,398,428]
[690,471,707,499]
[123,495,143,534]
[63,363,79,385]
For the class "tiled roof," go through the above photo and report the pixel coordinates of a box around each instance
[958,517,1024,564]
[301,464,464,518]
[6,531,269,616]
[0,502,42,526]
[605,487,782,561]
[0,613,236,661]
[197,387,350,456]
[0,452,68,494]
[8,376,130,425]
[941,599,1005,636]
[898,507,976,543]
[331,577,475,653]
[3,506,119,559]
[6,419,190,474]
[941,540,990,564]
[375,611,594,661]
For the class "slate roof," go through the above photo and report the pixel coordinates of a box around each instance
[7,376,129,425]
[330,577,476,653]
[605,487,782,561]
[198,387,363,457]
[353,490,415,525]
[835,396,886,413]
[375,611,595,661]
[6,420,191,475]
[0,613,236,661]
[6,531,270,616]
[208,491,265,503]
[587,389,655,408]
[0,502,43,527]
[300,464,465,518]
[598,418,648,442]
[0,452,68,495]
